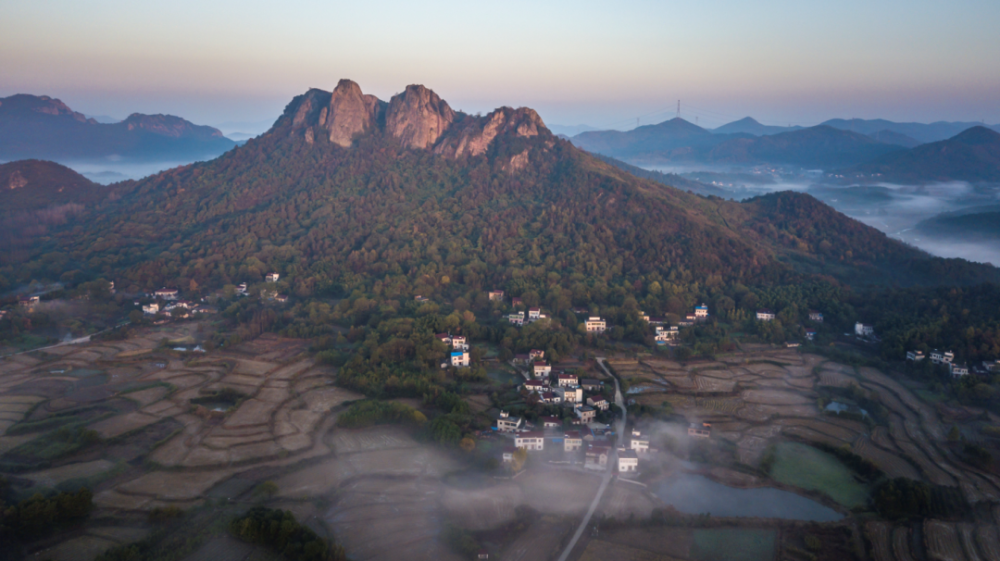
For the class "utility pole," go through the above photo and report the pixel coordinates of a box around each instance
[677,100,680,118]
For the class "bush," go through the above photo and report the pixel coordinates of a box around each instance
[230,506,346,561]
[336,400,427,428]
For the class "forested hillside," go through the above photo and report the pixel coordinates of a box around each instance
[1,81,998,377]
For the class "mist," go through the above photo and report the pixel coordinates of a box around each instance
[635,162,1000,267]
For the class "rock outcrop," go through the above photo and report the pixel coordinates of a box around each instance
[435,107,546,158]
[386,85,455,149]
[326,80,382,148]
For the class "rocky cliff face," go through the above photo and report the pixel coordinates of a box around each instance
[326,79,382,148]
[435,107,544,158]
[386,85,456,149]
[274,81,551,158]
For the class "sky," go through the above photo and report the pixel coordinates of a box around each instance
[2,0,999,132]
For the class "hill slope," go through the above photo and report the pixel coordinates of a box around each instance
[2,81,997,291]
[713,117,800,136]
[0,94,237,162]
[842,126,1000,183]
[707,126,903,168]
[822,118,1000,144]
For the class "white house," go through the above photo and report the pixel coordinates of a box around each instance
[585,317,607,333]
[654,325,679,343]
[906,350,925,361]
[515,431,545,451]
[451,351,470,367]
[265,272,280,283]
[809,311,824,322]
[984,360,1000,373]
[488,290,504,301]
[451,336,468,350]
[585,444,610,470]
[564,431,583,452]
[587,395,609,411]
[805,329,817,341]
[142,303,160,315]
[508,312,525,326]
[533,362,552,377]
[756,309,775,321]
[528,308,542,321]
[575,405,596,423]
[154,288,179,300]
[556,386,583,404]
[618,450,639,473]
[630,429,649,454]
[694,304,709,319]
[931,350,955,365]
[522,379,546,394]
[236,283,248,295]
[855,322,875,337]
[539,391,561,405]
[688,423,711,438]
[557,374,578,387]
[496,411,524,432]
[950,363,970,378]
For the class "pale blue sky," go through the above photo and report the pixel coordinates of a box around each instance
[2,0,998,130]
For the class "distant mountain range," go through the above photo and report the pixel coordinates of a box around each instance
[841,126,1000,183]
[916,204,1000,241]
[712,117,801,136]
[571,118,904,168]
[0,94,237,162]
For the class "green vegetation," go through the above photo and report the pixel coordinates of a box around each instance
[0,488,93,544]
[336,399,427,428]
[2,426,100,470]
[768,442,870,508]
[229,506,346,561]
[691,528,775,561]
[872,477,969,520]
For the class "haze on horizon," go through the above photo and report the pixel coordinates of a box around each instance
[2,0,999,131]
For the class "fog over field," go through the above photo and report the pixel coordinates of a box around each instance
[640,163,1000,267]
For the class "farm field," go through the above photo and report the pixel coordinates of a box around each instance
[4,329,1000,561]
[769,442,870,508]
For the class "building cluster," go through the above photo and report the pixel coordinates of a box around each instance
[437,333,471,368]
[906,348,999,379]
[495,406,652,474]
[142,288,215,318]
[233,273,288,303]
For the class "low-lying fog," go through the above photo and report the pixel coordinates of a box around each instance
[62,159,217,184]
[641,163,1000,267]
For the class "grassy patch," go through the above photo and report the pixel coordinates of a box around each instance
[769,442,869,508]
[914,389,944,403]
[691,528,775,561]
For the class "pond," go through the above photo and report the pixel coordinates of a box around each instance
[825,401,868,416]
[652,473,843,522]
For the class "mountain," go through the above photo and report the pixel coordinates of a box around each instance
[4,80,997,291]
[571,119,901,168]
[0,159,106,212]
[547,124,597,136]
[866,130,922,148]
[917,209,1000,241]
[570,117,734,160]
[821,118,1000,144]
[0,94,237,162]
[842,126,1000,183]
[713,117,800,136]
[707,125,903,168]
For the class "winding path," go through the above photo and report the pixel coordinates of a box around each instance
[556,357,627,561]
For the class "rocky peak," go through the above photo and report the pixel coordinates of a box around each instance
[120,114,225,138]
[435,107,548,158]
[325,79,381,148]
[386,85,455,149]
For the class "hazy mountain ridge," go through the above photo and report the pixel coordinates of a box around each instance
[572,118,904,168]
[842,126,1000,183]
[821,118,1000,144]
[0,94,237,162]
